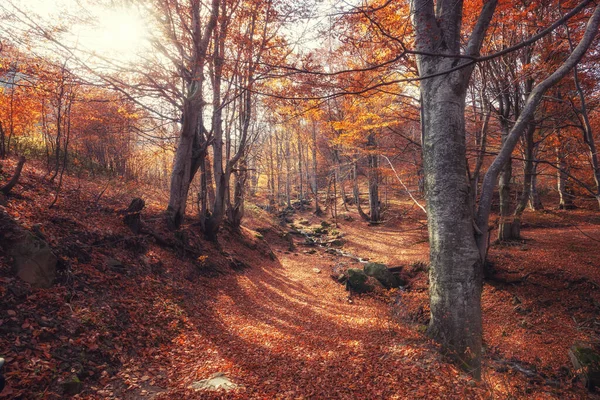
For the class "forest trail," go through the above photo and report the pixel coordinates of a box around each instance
[152,222,482,399]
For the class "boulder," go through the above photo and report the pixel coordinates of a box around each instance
[11,231,57,288]
[569,343,600,391]
[346,268,375,293]
[363,262,398,288]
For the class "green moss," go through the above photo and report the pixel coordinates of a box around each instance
[573,346,600,367]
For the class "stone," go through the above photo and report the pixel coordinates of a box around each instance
[106,258,125,273]
[346,268,374,293]
[313,268,321,274]
[191,372,240,392]
[363,262,398,289]
[11,231,57,288]
[569,343,600,391]
[61,375,83,395]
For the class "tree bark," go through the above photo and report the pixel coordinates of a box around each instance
[411,0,497,377]
[367,133,380,223]
[498,120,513,241]
[529,160,543,210]
[166,0,219,230]
[311,121,322,215]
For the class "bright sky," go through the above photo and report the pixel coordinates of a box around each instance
[4,0,150,60]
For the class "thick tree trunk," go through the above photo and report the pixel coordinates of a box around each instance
[165,0,219,230]
[421,75,483,378]
[167,102,201,230]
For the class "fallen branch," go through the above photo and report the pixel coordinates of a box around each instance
[0,156,25,195]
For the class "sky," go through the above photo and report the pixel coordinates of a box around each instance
[5,0,358,60]
[2,0,150,61]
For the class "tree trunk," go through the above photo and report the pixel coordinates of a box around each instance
[556,146,575,210]
[420,74,483,378]
[567,25,600,208]
[511,123,536,238]
[167,101,201,230]
[297,138,304,201]
[227,159,247,229]
[311,122,322,215]
[367,133,380,223]
[498,121,514,241]
[285,135,291,208]
[529,160,543,210]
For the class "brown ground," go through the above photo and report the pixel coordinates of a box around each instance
[0,157,598,399]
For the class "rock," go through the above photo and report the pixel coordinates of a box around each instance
[313,268,321,274]
[11,231,57,288]
[346,268,375,293]
[366,276,384,290]
[328,239,344,247]
[106,258,125,273]
[569,343,600,391]
[191,372,240,392]
[304,249,317,255]
[61,375,83,395]
[363,262,398,289]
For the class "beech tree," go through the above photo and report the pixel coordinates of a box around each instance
[411,0,600,377]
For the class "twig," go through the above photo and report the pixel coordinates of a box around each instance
[380,155,427,215]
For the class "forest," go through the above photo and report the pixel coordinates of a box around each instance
[0,0,599,398]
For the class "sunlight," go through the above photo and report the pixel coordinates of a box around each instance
[80,7,149,58]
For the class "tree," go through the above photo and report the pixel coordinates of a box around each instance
[411,0,600,377]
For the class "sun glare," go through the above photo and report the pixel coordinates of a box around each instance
[79,7,149,58]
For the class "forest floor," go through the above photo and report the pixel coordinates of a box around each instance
[0,156,599,399]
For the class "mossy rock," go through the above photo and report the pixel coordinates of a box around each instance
[363,262,398,289]
[569,343,600,391]
[346,268,374,293]
[11,231,57,288]
[61,375,83,395]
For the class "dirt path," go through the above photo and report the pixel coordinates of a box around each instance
[154,230,481,399]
